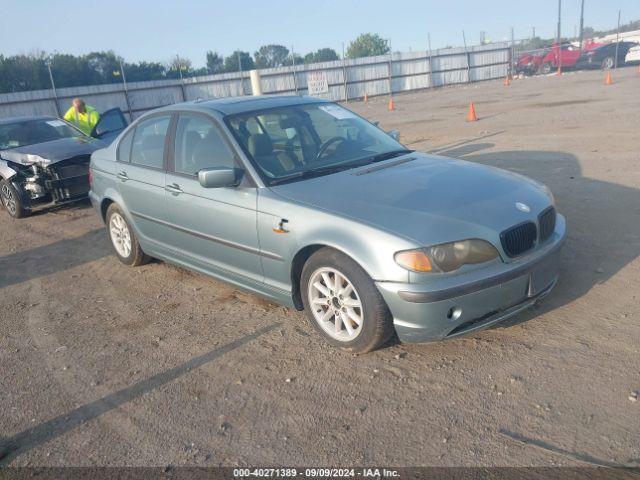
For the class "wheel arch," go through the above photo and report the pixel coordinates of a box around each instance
[290,243,375,311]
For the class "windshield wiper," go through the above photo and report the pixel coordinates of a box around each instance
[360,149,413,164]
[269,163,350,185]
[268,149,413,186]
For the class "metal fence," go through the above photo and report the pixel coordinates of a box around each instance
[0,42,510,121]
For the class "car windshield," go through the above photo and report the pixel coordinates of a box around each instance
[225,102,410,185]
[0,118,84,151]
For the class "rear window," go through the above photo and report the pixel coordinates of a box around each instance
[130,116,171,169]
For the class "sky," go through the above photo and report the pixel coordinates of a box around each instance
[1,0,639,67]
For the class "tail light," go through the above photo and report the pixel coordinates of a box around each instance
[88,168,93,185]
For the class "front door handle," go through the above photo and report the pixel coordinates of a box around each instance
[116,171,129,181]
[165,183,183,195]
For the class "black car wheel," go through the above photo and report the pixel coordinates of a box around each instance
[0,179,28,219]
[601,56,615,70]
[540,62,552,75]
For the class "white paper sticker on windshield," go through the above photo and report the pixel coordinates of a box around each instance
[46,120,66,127]
[319,104,356,120]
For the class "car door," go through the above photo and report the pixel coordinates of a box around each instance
[91,108,128,143]
[115,114,173,252]
[164,112,263,285]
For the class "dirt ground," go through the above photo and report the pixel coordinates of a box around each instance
[1,67,639,468]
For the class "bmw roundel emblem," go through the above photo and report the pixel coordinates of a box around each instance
[515,202,531,213]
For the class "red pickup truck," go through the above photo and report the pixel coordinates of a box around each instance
[539,41,603,74]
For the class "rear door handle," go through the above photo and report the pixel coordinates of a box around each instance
[165,183,183,195]
[116,171,129,181]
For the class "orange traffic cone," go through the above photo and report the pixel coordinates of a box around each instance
[556,66,562,76]
[388,97,395,111]
[604,72,613,85]
[504,76,510,86]
[466,102,478,122]
[364,92,368,103]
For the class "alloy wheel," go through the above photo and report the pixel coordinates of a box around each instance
[1,184,17,216]
[308,267,363,342]
[109,212,132,258]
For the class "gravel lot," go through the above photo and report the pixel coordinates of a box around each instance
[1,66,639,468]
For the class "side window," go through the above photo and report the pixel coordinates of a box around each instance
[130,116,171,169]
[174,115,236,175]
[117,128,135,162]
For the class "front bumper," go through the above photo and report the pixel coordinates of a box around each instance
[376,214,567,343]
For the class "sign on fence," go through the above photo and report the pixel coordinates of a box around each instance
[307,70,329,96]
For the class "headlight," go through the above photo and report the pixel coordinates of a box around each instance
[395,239,499,273]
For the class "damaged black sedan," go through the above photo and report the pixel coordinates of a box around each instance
[0,112,125,218]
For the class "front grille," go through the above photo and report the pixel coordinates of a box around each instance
[500,221,537,257]
[45,155,90,202]
[538,206,556,243]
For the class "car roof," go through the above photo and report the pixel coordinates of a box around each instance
[0,115,58,126]
[154,95,329,116]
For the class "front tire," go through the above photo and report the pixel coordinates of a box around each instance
[301,248,394,353]
[0,179,28,218]
[106,203,150,267]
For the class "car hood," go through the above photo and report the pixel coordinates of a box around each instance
[270,152,554,246]
[0,136,105,167]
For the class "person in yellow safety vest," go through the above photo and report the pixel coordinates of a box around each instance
[63,98,100,136]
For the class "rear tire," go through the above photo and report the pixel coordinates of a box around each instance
[0,179,28,219]
[601,56,615,70]
[540,62,553,75]
[106,203,150,267]
[301,248,394,353]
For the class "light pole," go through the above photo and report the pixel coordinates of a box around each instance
[578,0,585,49]
[46,59,61,117]
[118,61,133,120]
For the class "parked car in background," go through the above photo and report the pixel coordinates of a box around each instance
[515,49,548,76]
[626,44,640,64]
[0,108,127,218]
[89,96,566,353]
[539,41,602,74]
[576,41,639,70]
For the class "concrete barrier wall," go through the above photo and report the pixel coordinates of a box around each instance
[0,42,510,120]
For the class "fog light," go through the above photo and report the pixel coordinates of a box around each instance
[447,307,462,321]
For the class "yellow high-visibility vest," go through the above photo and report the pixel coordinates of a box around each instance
[63,105,100,136]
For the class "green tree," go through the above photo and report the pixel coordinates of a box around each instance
[205,51,223,74]
[346,33,390,59]
[304,48,339,64]
[166,55,192,78]
[86,50,123,83]
[223,51,254,72]
[123,61,166,82]
[254,44,290,68]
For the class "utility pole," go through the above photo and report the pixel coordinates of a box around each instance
[237,51,245,96]
[556,0,562,73]
[462,30,471,83]
[46,60,61,117]
[342,42,348,101]
[291,45,298,95]
[614,10,621,69]
[427,33,434,89]
[578,0,585,49]
[532,26,536,40]
[119,61,133,119]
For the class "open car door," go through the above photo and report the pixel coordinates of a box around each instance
[91,108,128,143]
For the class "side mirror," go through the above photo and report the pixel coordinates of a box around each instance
[198,167,242,188]
[387,129,400,141]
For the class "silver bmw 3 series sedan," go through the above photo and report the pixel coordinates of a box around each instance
[89,95,566,353]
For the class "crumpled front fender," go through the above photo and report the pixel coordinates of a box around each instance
[0,159,19,180]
